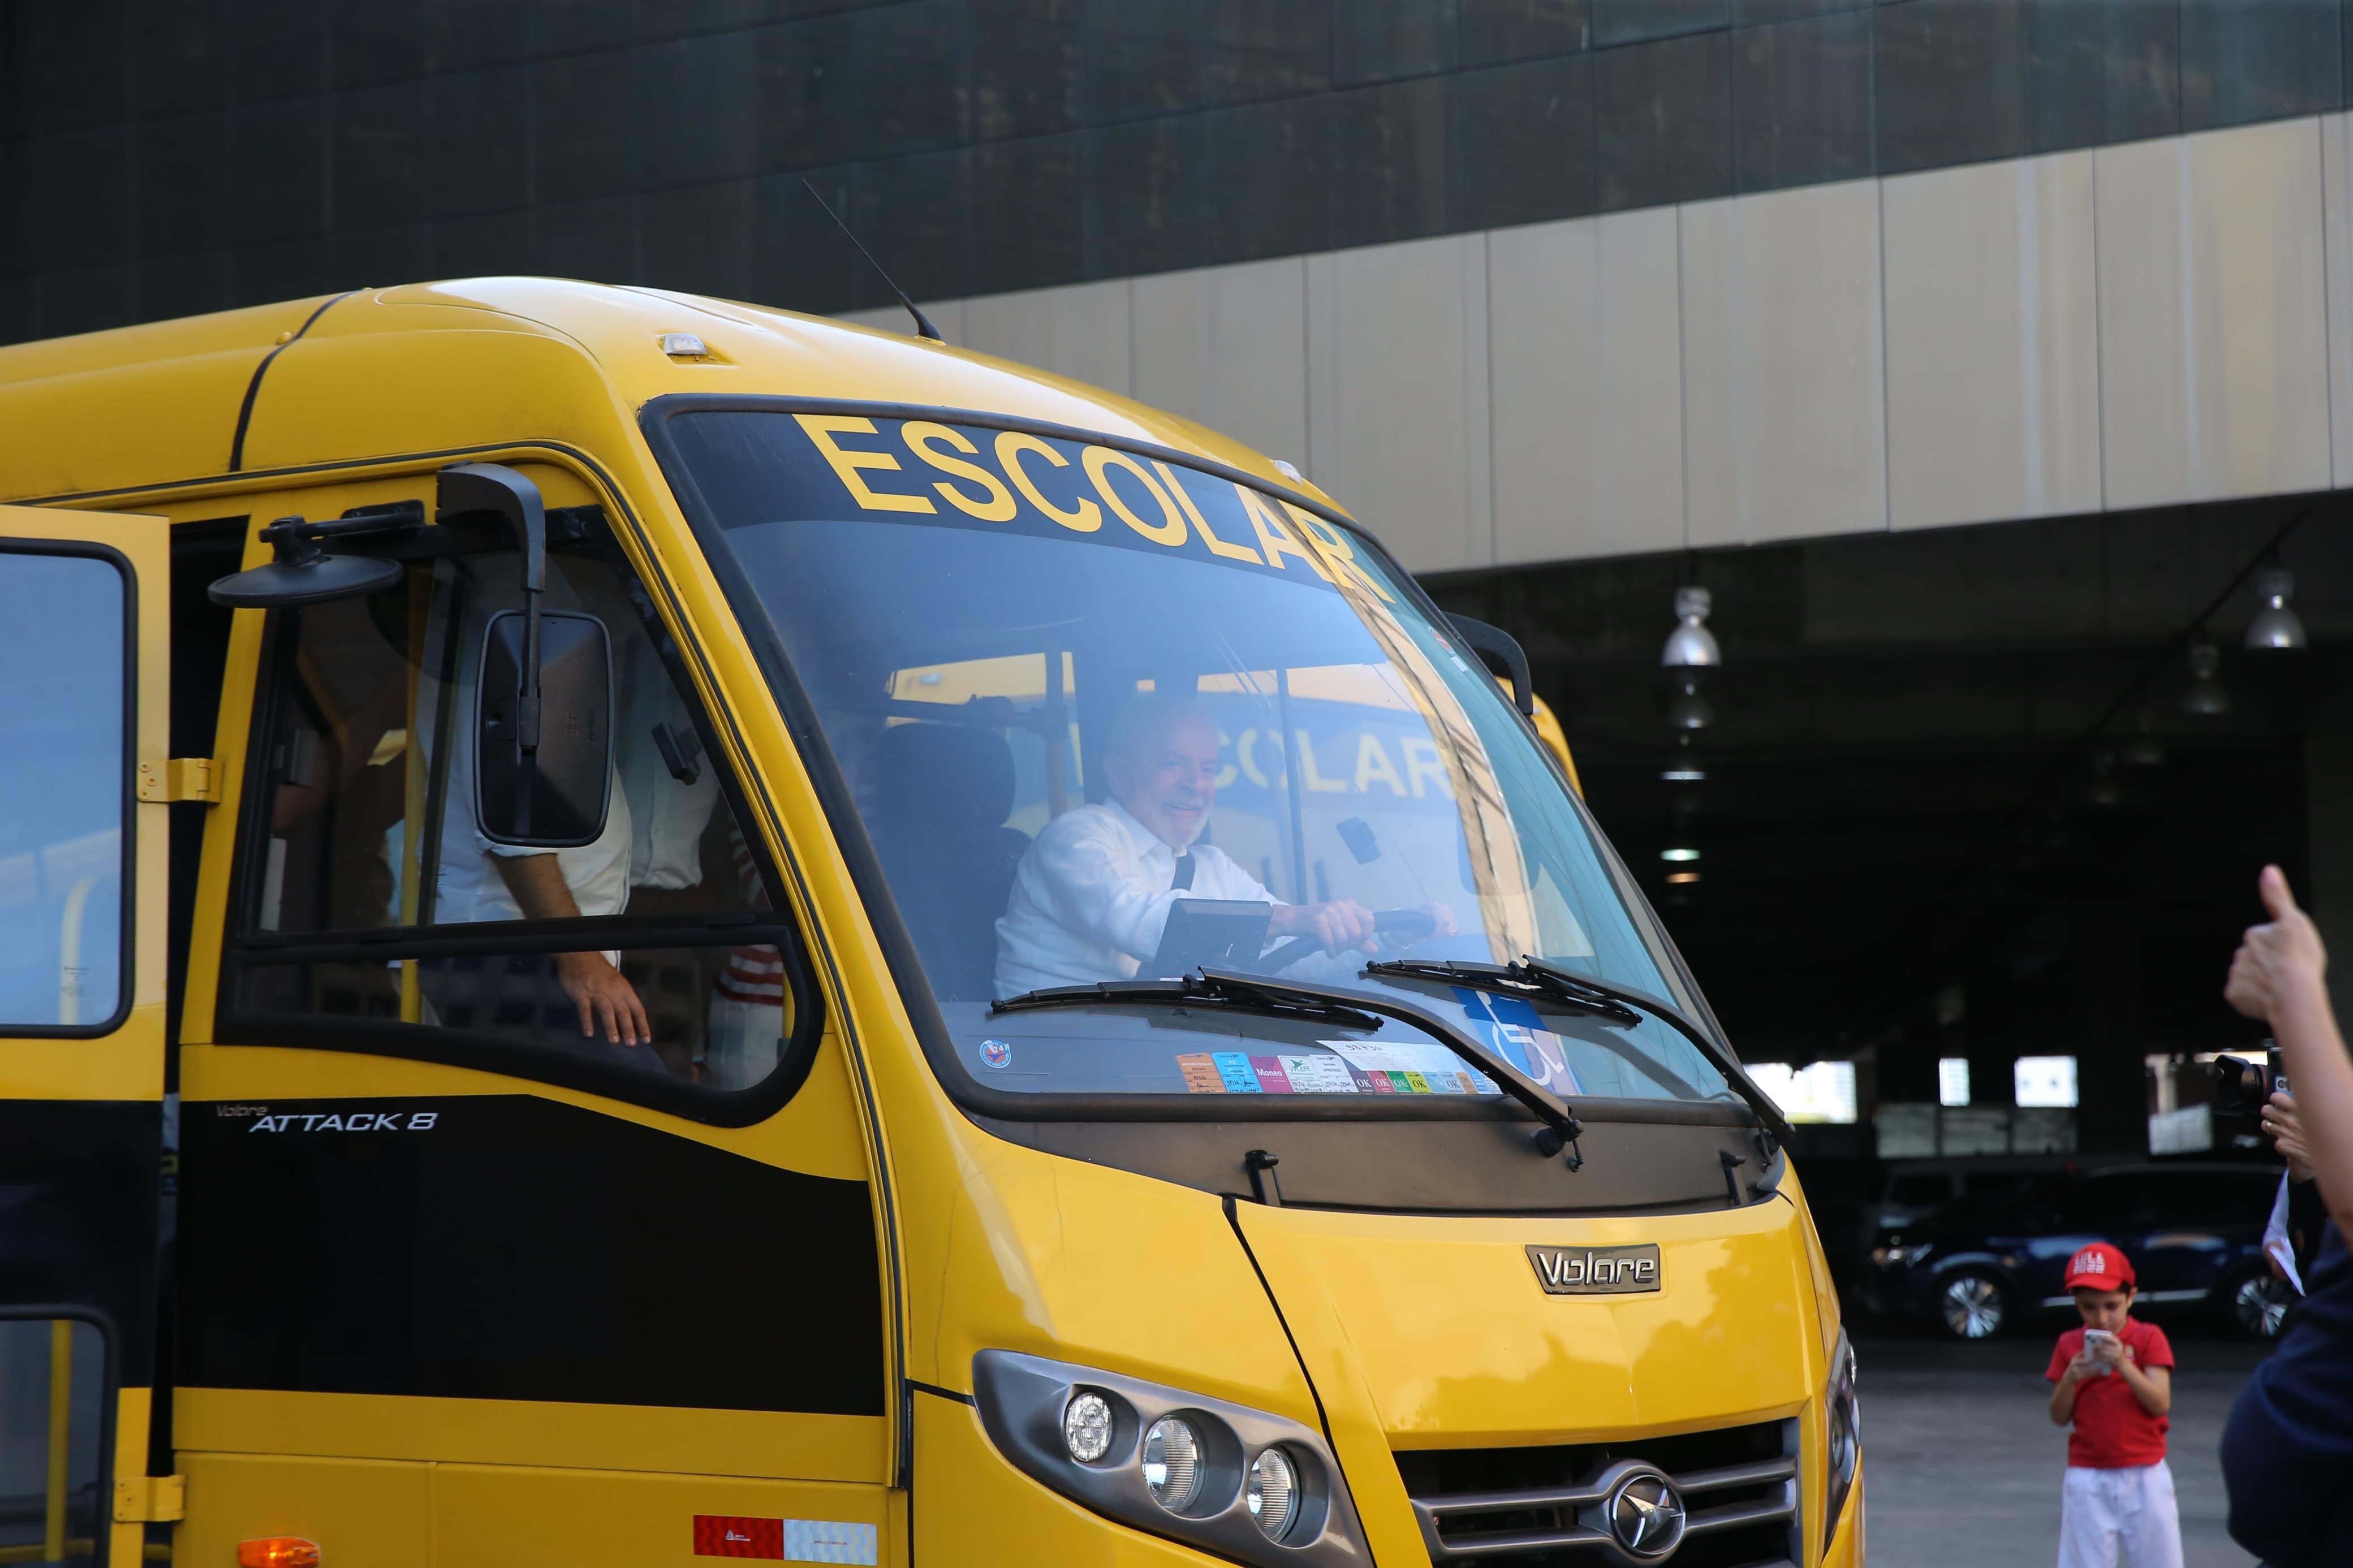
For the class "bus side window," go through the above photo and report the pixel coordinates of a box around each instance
[0,551,126,1030]
[222,509,807,1103]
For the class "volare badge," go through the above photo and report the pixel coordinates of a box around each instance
[1525,1243,1662,1295]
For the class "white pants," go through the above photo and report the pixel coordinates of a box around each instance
[2058,1462,2183,1568]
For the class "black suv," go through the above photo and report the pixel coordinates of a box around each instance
[1861,1162,2292,1340]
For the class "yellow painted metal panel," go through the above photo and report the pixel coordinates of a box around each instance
[177,1390,886,1484]
[432,1463,895,1568]
[920,1137,1320,1426]
[178,1452,431,1568]
[0,299,325,503]
[1234,1198,1819,1449]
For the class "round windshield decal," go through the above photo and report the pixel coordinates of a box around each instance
[980,1039,1012,1070]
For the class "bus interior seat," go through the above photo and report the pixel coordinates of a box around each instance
[872,721,1029,1000]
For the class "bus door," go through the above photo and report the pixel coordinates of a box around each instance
[0,506,175,1568]
[171,472,896,1568]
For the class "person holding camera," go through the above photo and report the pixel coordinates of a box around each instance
[2221,866,2353,1566]
[2046,1241,2181,1568]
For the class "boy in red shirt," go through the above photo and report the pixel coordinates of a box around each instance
[2046,1242,2181,1568]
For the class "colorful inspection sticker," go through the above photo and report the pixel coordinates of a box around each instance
[1211,1051,1264,1093]
[1277,1055,1360,1094]
[978,1038,1012,1070]
[1249,1056,1294,1092]
[1322,1042,1498,1095]
[1176,1052,1227,1094]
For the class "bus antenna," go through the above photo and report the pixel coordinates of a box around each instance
[801,178,944,343]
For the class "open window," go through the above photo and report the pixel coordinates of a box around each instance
[219,505,818,1122]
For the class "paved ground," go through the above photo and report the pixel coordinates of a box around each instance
[1856,1319,2272,1568]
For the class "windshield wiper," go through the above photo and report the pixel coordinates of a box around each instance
[1364,956,1643,1027]
[1184,968,1589,1169]
[1363,956,1794,1143]
[992,969,1589,1169]
[991,971,1384,1033]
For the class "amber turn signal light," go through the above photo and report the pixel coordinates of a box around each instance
[238,1539,321,1568]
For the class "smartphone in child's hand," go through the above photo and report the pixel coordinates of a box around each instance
[2082,1328,2118,1375]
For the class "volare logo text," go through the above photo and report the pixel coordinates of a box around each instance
[1525,1243,1663,1295]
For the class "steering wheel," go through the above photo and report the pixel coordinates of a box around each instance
[1253,908,1436,974]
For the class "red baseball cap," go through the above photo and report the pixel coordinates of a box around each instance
[2063,1242,2135,1291]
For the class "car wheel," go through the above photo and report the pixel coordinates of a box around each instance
[1937,1270,2011,1340]
[2223,1265,2294,1339]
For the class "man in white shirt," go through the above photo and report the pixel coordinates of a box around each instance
[995,695,1402,996]
[426,554,649,1047]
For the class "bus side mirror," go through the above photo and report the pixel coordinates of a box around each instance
[1445,614,1535,718]
[477,610,614,846]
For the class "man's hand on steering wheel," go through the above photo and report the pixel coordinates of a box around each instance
[1270,898,1380,956]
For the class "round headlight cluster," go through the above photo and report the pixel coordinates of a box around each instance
[1248,1446,1300,1541]
[1822,1331,1861,1544]
[1142,1416,1203,1510]
[1062,1391,1113,1463]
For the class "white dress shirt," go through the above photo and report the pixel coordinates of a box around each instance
[994,798,1278,996]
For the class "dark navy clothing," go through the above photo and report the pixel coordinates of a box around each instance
[2224,1221,2353,1567]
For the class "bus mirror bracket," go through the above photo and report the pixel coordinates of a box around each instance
[1445,614,1535,717]
[206,504,422,608]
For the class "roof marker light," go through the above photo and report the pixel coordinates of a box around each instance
[660,332,709,358]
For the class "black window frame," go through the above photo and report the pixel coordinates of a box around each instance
[641,392,1743,1131]
[213,503,826,1129]
[0,537,136,1039]
[0,1307,122,1568]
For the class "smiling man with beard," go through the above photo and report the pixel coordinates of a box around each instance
[993,693,1391,996]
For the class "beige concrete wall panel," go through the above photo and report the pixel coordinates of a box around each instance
[1130,257,1311,468]
[2096,118,2330,510]
[960,280,1134,399]
[1883,153,2103,531]
[1305,233,1494,573]
[1488,210,1686,564]
[1680,180,1889,547]
[2323,113,2353,487]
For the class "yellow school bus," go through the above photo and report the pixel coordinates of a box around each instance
[0,279,1859,1568]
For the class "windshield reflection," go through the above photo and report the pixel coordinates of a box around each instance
[665,409,1732,1112]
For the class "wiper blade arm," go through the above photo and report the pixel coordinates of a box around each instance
[1513,957,1794,1143]
[1362,955,1792,1143]
[1189,967,1587,1168]
[1363,957,1643,1027]
[990,972,1383,1032]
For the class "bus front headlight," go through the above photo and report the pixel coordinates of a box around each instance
[1823,1328,1860,1550]
[973,1350,1367,1567]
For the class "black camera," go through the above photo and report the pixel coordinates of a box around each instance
[2213,1044,2288,1117]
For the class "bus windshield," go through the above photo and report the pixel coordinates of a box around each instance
[663,408,1738,1115]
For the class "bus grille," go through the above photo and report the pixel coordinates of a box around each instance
[1394,1417,1801,1567]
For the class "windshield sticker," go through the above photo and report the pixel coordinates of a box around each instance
[1211,1051,1264,1093]
[1277,1055,1360,1094]
[1249,1056,1295,1092]
[734,413,1395,602]
[979,1038,1012,1069]
[1452,990,1585,1096]
[1323,1041,1498,1095]
[1176,1053,1226,1093]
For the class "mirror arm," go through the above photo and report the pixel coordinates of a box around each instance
[1445,613,1535,717]
[439,464,550,838]
[437,463,549,754]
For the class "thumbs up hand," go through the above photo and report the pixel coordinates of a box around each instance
[2227,865,2329,1023]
